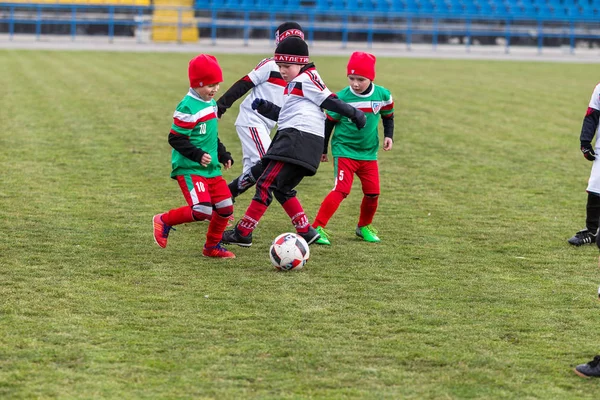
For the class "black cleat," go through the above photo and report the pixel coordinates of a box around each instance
[299,226,321,245]
[575,355,600,378]
[567,228,597,246]
[221,226,253,247]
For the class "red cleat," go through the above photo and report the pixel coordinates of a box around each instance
[203,243,236,258]
[153,214,174,248]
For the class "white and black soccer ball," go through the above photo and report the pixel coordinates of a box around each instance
[269,232,310,271]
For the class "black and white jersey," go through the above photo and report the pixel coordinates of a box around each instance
[236,58,287,130]
[277,66,333,137]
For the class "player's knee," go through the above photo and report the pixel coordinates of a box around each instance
[214,198,233,217]
[191,203,212,221]
[274,188,297,205]
[364,193,379,198]
[333,189,349,199]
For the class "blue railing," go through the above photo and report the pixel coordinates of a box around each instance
[0,3,152,42]
[2,2,600,52]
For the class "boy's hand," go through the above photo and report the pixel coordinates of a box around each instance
[383,137,393,151]
[200,153,212,167]
[352,109,367,130]
[252,98,267,110]
[320,154,329,162]
[222,159,233,170]
[582,141,596,161]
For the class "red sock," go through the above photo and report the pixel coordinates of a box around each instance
[312,191,345,228]
[161,206,194,226]
[237,200,268,236]
[358,195,378,227]
[282,197,309,233]
[205,211,229,248]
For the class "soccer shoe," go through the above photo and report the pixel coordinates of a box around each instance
[299,226,321,245]
[203,243,236,258]
[153,214,175,248]
[575,355,600,378]
[356,224,381,243]
[221,226,253,247]
[314,226,331,245]
[567,228,597,246]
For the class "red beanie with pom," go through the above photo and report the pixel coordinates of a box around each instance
[347,51,376,81]
[188,54,223,88]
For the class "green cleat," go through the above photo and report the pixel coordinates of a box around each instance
[314,226,331,245]
[356,225,381,243]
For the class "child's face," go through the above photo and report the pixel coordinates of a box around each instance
[194,83,220,101]
[277,63,303,82]
[348,75,371,93]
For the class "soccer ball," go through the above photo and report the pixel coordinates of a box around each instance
[269,232,310,271]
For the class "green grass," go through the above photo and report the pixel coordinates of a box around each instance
[1,49,600,399]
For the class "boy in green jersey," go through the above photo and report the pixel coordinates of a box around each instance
[153,54,236,258]
[312,52,394,245]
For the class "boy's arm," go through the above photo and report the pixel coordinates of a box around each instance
[382,115,394,141]
[320,95,366,129]
[323,117,337,155]
[581,107,600,161]
[216,77,255,118]
[217,138,234,166]
[168,132,207,162]
[252,99,281,121]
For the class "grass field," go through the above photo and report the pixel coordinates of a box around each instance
[2,49,600,399]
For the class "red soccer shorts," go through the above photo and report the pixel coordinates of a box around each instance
[176,174,232,207]
[332,157,380,196]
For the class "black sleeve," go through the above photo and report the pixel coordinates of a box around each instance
[320,95,359,120]
[581,108,600,145]
[168,132,206,162]
[323,118,337,154]
[382,115,394,140]
[215,77,255,118]
[255,100,281,121]
[217,138,234,166]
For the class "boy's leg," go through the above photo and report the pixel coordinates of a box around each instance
[356,161,381,243]
[237,125,271,174]
[228,125,271,199]
[153,174,212,248]
[228,160,266,199]
[222,160,280,246]
[313,157,356,229]
[271,163,321,245]
[203,177,235,258]
[568,191,600,246]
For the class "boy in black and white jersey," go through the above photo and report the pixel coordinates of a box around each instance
[222,37,366,247]
[216,22,305,204]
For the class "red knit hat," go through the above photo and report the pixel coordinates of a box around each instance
[188,54,223,88]
[347,52,376,81]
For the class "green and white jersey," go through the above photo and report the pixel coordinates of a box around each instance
[170,89,221,178]
[326,84,394,160]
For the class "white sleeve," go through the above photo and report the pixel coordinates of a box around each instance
[247,58,273,86]
[589,83,600,110]
[301,69,333,106]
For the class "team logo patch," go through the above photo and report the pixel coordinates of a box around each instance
[286,82,296,94]
[213,105,218,115]
[371,101,382,114]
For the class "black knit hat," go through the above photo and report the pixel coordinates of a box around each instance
[274,37,309,65]
[275,22,304,45]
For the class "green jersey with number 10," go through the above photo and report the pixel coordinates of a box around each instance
[170,89,222,179]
